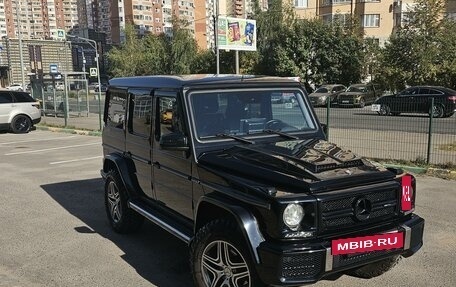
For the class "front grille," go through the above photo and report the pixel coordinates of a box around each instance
[281,252,324,280]
[319,188,398,233]
[333,249,398,268]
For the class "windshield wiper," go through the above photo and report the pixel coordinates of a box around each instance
[263,129,299,140]
[215,133,255,144]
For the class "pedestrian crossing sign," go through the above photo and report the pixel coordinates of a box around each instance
[56,29,65,39]
[90,68,98,77]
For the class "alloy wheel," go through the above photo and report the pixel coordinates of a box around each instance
[201,240,251,287]
[107,181,122,223]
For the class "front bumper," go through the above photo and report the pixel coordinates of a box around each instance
[255,215,424,286]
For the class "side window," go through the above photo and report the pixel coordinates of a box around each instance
[429,89,443,96]
[0,92,13,103]
[419,88,430,95]
[128,90,152,137]
[401,88,419,96]
[156,95,181,140]
[13,92,35,102]
[107,91,127,129]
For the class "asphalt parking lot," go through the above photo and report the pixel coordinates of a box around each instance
[0,130,455,287]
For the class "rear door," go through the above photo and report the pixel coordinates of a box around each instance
[0,91,13,124]
[125,88,154,199]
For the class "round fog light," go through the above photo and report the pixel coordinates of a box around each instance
[283,203,304,230]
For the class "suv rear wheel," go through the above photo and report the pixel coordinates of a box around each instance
[11,115,31,133]
[104,170,144,233]
[190,219,265,287]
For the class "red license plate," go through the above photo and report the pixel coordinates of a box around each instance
[332,232,404,255]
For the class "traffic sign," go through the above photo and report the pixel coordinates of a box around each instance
[56,29,65,39]
[50,64,58,74]
[89,68,98,77]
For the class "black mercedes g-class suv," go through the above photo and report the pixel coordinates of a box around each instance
[101,75,424,287]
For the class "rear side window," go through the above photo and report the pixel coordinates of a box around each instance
[107,91,127,129]
[0,92,13,103]
[128,89,153,137]
[12,92,35,102]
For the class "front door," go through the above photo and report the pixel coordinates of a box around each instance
[152,91,193,220]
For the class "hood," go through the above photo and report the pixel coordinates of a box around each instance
[339,92,365,97]
[197,139,394,194]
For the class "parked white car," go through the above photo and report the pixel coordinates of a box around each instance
[0,90,41,133]
[6,84,24,91]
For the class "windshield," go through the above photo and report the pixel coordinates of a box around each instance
[347,86,367,93]
[189,88,317,140]
[314,87,329,93]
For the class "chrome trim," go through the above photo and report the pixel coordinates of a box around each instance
[402,224,412,250]
[325,247,333,272]
[128,201,191,243]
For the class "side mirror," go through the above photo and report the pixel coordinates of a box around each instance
[160,132,189,151]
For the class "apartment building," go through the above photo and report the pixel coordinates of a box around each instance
[0,0,82,40]
[293,0,456,45]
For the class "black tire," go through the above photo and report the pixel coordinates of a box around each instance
[345,255,401,279]
[378,104,391,116]
[10,115,32,133]
[190,219,265,287]
[104,170,144,233]
[430,105,444,118]
[359,98,365,108]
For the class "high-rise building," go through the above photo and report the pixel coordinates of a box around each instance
[0,0,82,40]
[292,0,456,45]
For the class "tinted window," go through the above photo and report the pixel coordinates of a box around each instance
[0,92,13,103]
[107,91,127,129]
[13,92,34,102]
[156,96,182,140]
[428,89,444,96]
[128,90,152,137]
[400,88,419,96]
[419,88,430,95]
[315,87,328,93]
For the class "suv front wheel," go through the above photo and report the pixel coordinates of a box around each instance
[104,170,144,233]
[190,219,265,287]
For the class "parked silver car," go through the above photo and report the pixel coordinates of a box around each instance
[308,84,347,107]
[0,90,41,133]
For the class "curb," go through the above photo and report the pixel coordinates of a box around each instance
[384,164,428,174]
[384,163,456,179]
[36,125,101,137]
[427,167,456,180]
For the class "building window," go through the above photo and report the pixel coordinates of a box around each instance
[447,12,456,21]
[294,0,308,8]
[322,0,350,5]
[362,14,380,27]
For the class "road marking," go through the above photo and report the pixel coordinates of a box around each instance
[49,156,102,165]
[5,142,99,155]
[0,136,78,145]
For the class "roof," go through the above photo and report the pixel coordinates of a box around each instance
[108,74,301,89]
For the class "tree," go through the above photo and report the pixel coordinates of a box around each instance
[378,0,456,90]
[107,25,144,77]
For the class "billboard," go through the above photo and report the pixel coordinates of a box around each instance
[217,17,257,51]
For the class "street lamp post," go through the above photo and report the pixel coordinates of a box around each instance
[67,35,102,131]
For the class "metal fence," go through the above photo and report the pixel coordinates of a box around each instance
[317,99,456,165]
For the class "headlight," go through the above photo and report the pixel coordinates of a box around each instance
[283,203,304,230]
